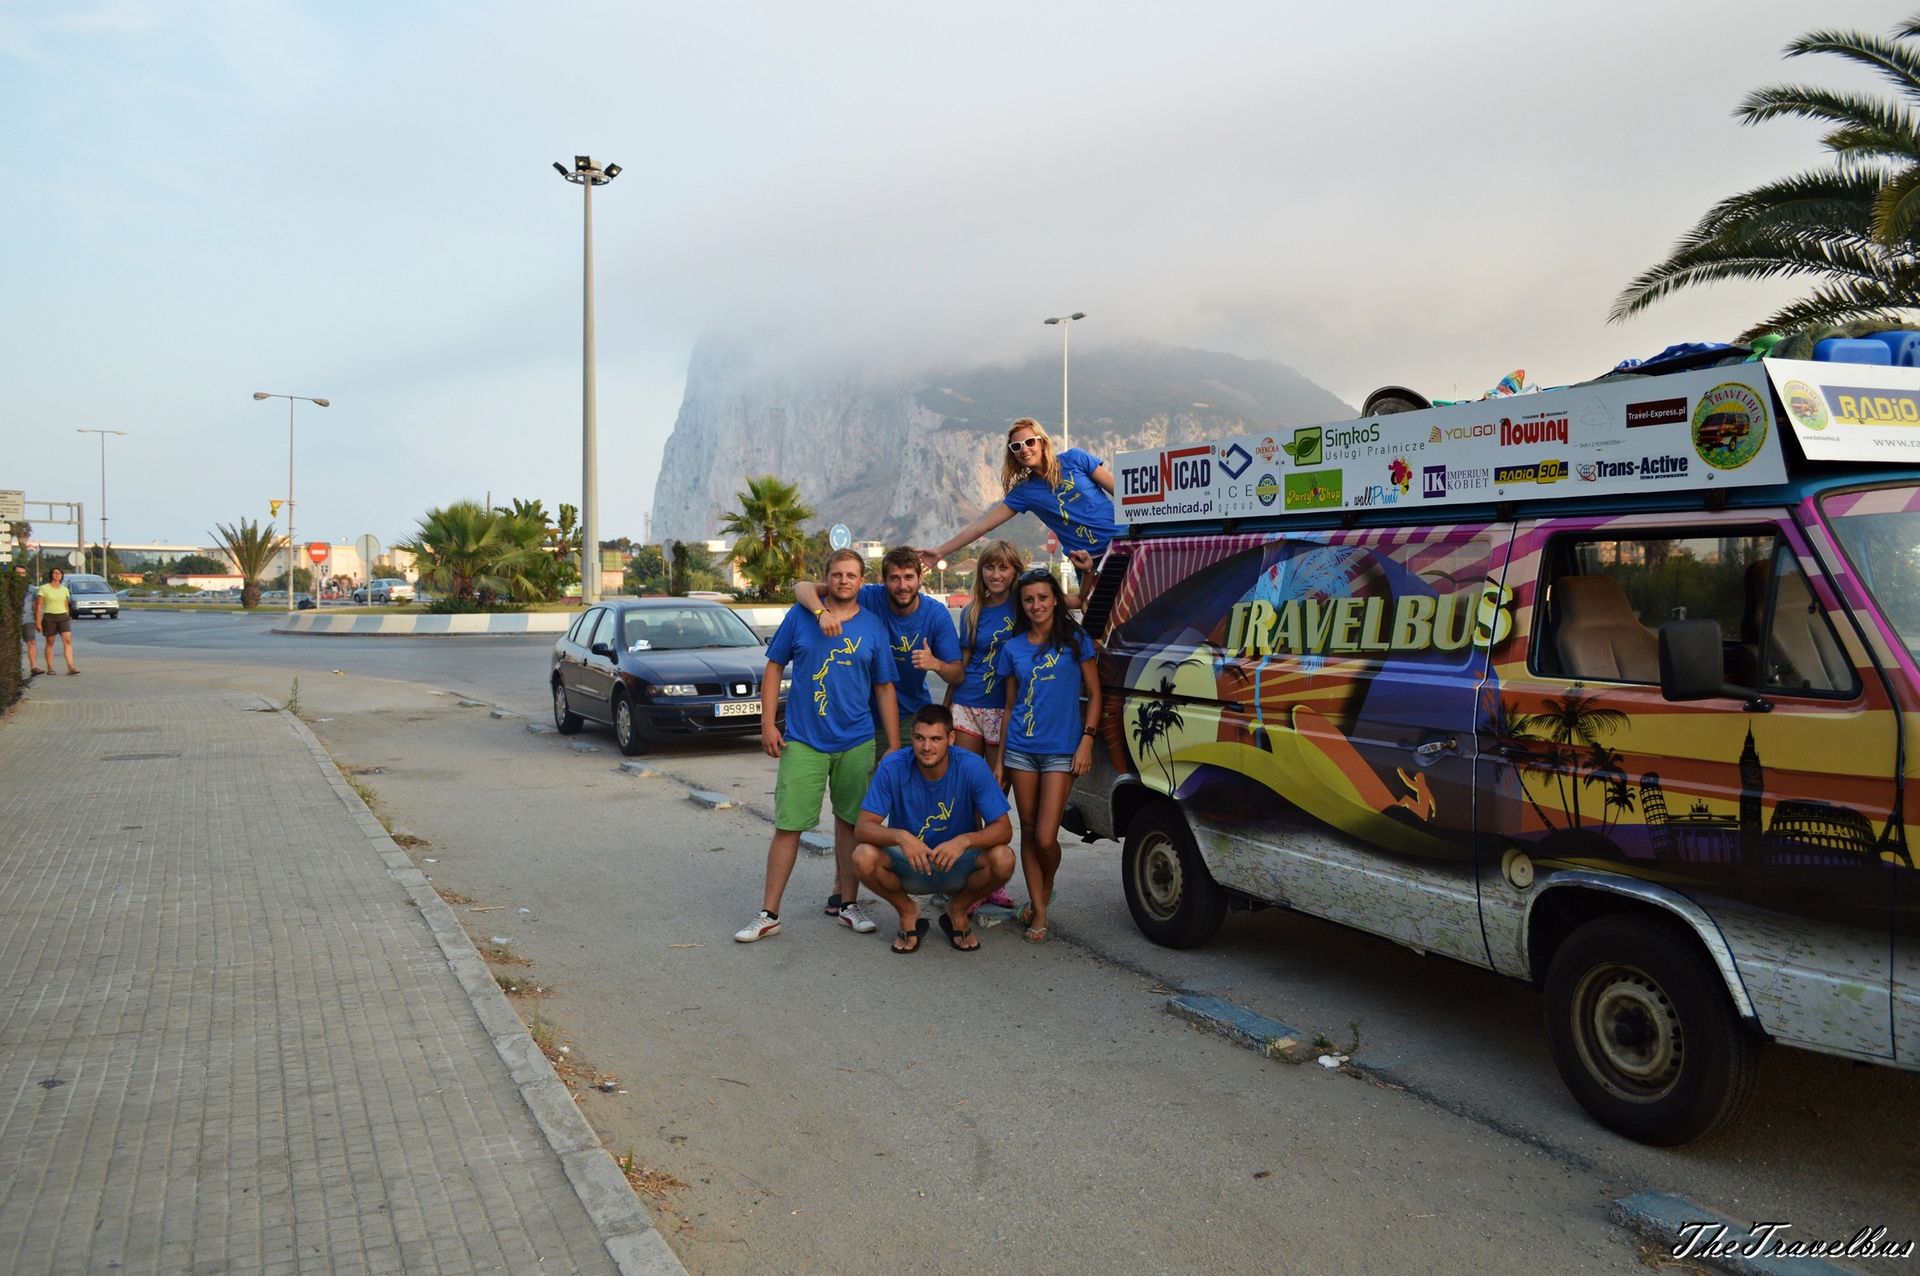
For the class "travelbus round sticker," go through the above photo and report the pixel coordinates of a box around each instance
[1691,382,1770,470]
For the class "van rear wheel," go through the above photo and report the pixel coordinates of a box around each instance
[1543,914,1758,1146]
[1122,803,1227,949]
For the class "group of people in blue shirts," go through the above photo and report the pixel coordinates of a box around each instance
[736,417,1122,953]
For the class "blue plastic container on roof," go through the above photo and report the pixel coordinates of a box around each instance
[1868,330,1920,367]
[1814,337,1893,365]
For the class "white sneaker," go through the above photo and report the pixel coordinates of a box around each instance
[837,901,878,934]
[733,910,781,943]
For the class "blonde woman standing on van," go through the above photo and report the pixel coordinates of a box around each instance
[993,567,1100,942]
[918,419,1119,582]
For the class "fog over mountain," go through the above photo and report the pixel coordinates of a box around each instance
[650,337,1353,550]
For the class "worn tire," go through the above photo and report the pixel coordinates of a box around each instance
[1544,913,1759,1146]
[552,681,584,735]
[1121,802,1227,949]
[613,693,647,756]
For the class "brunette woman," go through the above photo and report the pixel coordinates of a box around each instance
[993,567,1100,942]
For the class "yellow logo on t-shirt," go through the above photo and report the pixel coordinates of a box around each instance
[916,799,954,841]
[1018,647,1066,738]
[811,636,862,717]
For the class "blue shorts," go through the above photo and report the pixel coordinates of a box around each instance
[883,846,983,895]
[1003,748,1075,774]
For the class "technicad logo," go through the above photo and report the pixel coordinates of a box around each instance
[1499,414,1569,447]
[1119,445,1213,506]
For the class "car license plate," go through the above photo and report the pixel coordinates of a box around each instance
[714,700,760,717]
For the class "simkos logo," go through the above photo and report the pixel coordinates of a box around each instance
[1120,445,1214,506]
[1323,423,1380,453]
[1498,415,1569,447]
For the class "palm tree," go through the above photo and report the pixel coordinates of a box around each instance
[1611,16,1920,338]
[719,476,813,601]
[1519,684,1630,831]
[397,501,542,607]
[209,518,288,610]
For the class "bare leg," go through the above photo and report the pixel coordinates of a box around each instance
[832,815,859,902]
[952,731,987,758]
[945,846,1015,948]
[60,629,76,672]
[1010,769,1048,931]
[852,844,921,950]
[761,829,803,914]
[1023,772,1072,933]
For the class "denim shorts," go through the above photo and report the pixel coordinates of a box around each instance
[1003,748,1075,774]
[884,846,983,896]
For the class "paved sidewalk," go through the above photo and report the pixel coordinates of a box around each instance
[0,677,680,1275]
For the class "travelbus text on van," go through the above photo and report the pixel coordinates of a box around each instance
[1224,582,1515,658]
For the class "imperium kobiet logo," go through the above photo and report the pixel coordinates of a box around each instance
[1691,382,1770,470]
[1283,469,1342,510]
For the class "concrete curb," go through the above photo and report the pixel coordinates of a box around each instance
[274,699,688,1276]
[1610,1192,1864,1276]
[273,612,575,637]
[1167,994,1306,1057]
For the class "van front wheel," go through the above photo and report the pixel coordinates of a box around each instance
[1543,914,1758,1146]
[1122,804,1227,949]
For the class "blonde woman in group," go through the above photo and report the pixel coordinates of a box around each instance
[942,540,1026,910]
[918,418,1120,586]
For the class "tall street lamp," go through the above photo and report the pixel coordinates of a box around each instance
[76,428,128,577]
[554,154,621,604]
[1042,312,1086,451]
[252,391,331,613]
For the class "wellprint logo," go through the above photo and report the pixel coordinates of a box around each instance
[1691,383,1770,470]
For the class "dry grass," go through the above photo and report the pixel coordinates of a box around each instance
[617,1150,687,1198]
[435,887,478,907]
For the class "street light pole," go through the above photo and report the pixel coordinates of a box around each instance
[253,392,331,613]
[1042,312,1086,451]
[554,154,621,604]
[76,429,127,577]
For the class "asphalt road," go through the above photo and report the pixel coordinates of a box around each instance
[72,611,1920,1273]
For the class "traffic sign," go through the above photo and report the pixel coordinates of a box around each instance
[0,490,22,522]
[1045,532,1059,554]
[67,550,85,568]
[828,523,851,551]
[354,533,381,570]
[306,541,331,565]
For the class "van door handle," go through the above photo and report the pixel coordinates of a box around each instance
[1413,737,1458,761]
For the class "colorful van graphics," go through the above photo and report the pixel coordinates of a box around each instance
[1081,357,1920,1145]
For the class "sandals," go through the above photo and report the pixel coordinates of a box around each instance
[1022,925,1051,944]
[891,917,930,954]
[1013,889,1056,929]
[938,912,980,953]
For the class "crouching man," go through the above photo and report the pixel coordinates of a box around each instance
[853,705,1015,953]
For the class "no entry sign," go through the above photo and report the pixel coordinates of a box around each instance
[306,541,331,565]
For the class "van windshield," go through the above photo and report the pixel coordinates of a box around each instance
[68,579,112,595]
[1821,483,1920,660]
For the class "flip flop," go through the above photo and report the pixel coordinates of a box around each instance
[1022,924,1051,944]
[1013,890,1056,929]
[938,912,979,953]
[891,917,929,954]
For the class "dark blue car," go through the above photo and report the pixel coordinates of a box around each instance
[549,598,788,755]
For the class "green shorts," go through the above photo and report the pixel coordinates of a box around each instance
[774,739,877,832]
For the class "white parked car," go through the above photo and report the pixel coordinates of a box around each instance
[369,578,416,604]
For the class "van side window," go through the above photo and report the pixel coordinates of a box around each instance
[1747,549,1857,696]
[1534,533,1774,685]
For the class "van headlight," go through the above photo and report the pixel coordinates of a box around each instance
[647,683,698,697]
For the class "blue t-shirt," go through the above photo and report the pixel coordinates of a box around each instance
[766,605,897,754]
[953,599,1017,709]
[860,746,1011,844]
[1001,447,1119,555]
[855,583,961,717]
[994,630,1098,755]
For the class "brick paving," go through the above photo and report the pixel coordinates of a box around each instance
[0,678,645,1275]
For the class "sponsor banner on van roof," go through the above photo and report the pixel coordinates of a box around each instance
[1112,364,1792,525]
[1768,357,1920,461]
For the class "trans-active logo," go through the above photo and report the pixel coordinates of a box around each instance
[1120,445,1213,506]
[1578,456,1690,482]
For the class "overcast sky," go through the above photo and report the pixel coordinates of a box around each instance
[4,0,1908,550]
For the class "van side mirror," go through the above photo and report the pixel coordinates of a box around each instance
[1658,619,1770,711]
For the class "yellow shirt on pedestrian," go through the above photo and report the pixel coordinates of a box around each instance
[37,584,71,615]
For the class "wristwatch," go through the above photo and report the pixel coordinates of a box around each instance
[812,607,826,617]
[1082,727,1098,739]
